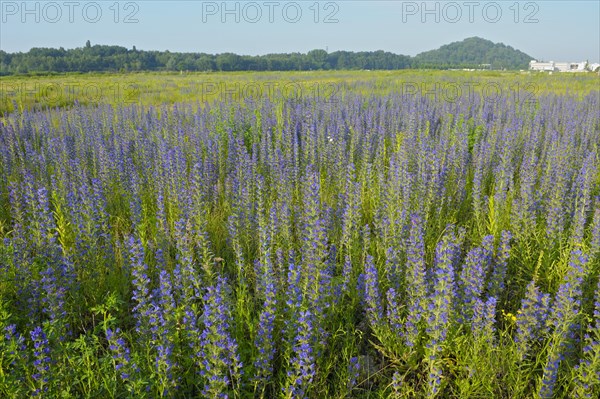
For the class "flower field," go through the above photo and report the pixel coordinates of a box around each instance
[0,72,599,398]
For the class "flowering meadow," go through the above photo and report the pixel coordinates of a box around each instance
[0,74,599,398]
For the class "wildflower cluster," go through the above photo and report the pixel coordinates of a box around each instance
[0,76,598,397]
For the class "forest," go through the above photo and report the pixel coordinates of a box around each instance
[0,37,533,75]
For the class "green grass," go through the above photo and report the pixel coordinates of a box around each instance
[1,70,598,116]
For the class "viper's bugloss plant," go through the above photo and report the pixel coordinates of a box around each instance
[0,74,598,398]
[539,249,587,398]
[198,276,242,398]
[572,278,600,398]
[30,326,51,397]
[284,309,316,399]
[424,229,457,398]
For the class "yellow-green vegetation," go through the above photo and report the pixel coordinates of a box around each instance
[1,70,598,115]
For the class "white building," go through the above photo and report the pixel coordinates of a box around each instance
[569,62,588,72]
[553,62,570,72]
[530,60,590,72]
[530,60,555,71]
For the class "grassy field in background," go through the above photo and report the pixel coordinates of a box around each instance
[1,70,598,115]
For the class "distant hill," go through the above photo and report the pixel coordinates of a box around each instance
[0,37,534,75]
[413,37,533,70]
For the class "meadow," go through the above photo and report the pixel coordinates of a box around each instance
[1,70,598,116]
[0,70,599,398]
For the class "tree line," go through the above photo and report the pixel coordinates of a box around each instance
[0,38,533,75]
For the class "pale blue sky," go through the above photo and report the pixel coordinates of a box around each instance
[1,1,599,62]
